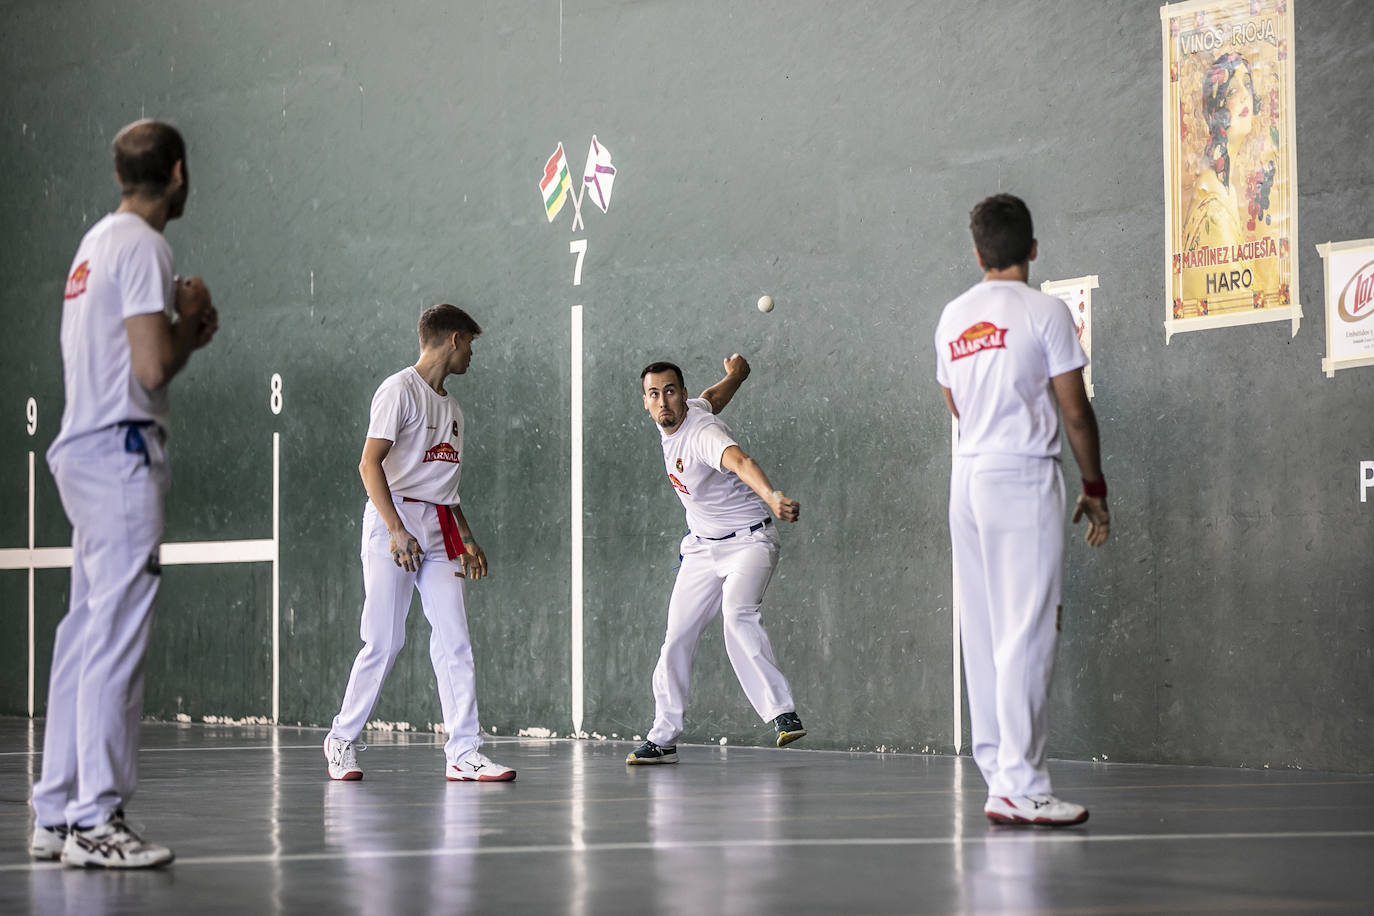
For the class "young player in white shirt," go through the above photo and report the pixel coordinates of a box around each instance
[31,120,218,869]
[935,194,1110,826]
[626,355,807,765]
[323,304,515,783]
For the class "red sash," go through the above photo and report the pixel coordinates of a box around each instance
[401,498,467,560]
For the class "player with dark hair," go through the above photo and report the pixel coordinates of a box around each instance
[323,304,515,783]
[31,119,217,868]
[935,193,1110,826]
[626,354,806,765]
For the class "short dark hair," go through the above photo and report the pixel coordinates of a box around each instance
[640,361,685,390]
[969,194,1034,270]
[112,120,186,196]
[418,304,482,347]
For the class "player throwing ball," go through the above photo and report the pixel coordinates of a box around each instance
[626,355,806,765]
[323,305,514,783]
[935,194,1110,826]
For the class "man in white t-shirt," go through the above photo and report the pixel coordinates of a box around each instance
[626,355,806,765]
[935,194,1110,827]
[323,304,515,783]
[30,120,218,869]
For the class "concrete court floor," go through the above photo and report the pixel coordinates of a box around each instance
[1,717,1372,914]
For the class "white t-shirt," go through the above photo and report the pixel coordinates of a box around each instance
[935,279,1088,458]
[49,212,175,460]
[366,367,464,505]
[659,398,769,538]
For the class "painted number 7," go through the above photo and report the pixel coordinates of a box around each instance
[570,239,587,287]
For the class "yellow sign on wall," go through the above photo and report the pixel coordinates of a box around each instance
[1161,0,1300,342]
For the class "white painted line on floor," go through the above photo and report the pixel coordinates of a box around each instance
[5,831,1373,873]
[0,745,326,757]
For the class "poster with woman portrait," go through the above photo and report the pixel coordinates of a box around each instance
[1161,0,1299,342]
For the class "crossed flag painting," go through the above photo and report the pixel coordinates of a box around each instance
[540,135,616,230]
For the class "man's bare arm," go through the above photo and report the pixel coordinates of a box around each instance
[700,353,751,415]
[719,445,799,522]
[359,436,424,570]
[125,276,217,391]
[450,502,488,580]
[1050,369,1109,547]
[940,386,960,419]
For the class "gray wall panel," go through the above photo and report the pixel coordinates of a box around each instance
[2,0,1369,771]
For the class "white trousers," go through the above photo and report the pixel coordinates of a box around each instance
[32,426,169,828]
[647,524,795,746]
[329,498,482,765]
[950,454,1065,798]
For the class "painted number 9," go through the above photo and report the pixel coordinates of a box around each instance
[25,397,37,435]
[269,373,283,415]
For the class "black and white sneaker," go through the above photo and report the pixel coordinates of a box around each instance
[61,814,175,869]
[772,711,807,747]
[446,750,516,781]
[29,823,68,861]
[625,739,678,765]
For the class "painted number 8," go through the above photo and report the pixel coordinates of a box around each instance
[26,397,37,436]
[269,373,283,415]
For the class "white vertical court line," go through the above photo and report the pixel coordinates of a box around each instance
[27,451,35,718]
[271,432,280,724]
[570,306,584,737]
[950,416,962,754]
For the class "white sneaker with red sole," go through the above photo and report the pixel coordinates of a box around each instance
[324,736,363,781]
[446,751,516,782]
[984,795,1089,826]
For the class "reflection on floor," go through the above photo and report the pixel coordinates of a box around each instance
[1,718,1371,914]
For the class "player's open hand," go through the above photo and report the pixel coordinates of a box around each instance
[1072,495,1110,547]
[769,489,800,523]
[723,353,751,380]
[461,541,488,580]
[389,531,424,571]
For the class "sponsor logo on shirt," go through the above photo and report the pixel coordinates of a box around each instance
[668,472,690,495]
[675,458,683,472]
[64,261,90,300]
[452,420,461,438]
[949,321,1008,361]
[424,442,461,464]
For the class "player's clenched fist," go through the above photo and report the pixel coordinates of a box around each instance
[175,275,217,348]
[769,489,800,523]
[723,353,750,380]
[388,532,424,571]
[1072,495,1110,547]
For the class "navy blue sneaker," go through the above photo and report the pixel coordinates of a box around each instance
[626,739,678,765]
[772,712,807,747]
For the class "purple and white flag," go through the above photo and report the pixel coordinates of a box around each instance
[581,135,616,214]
